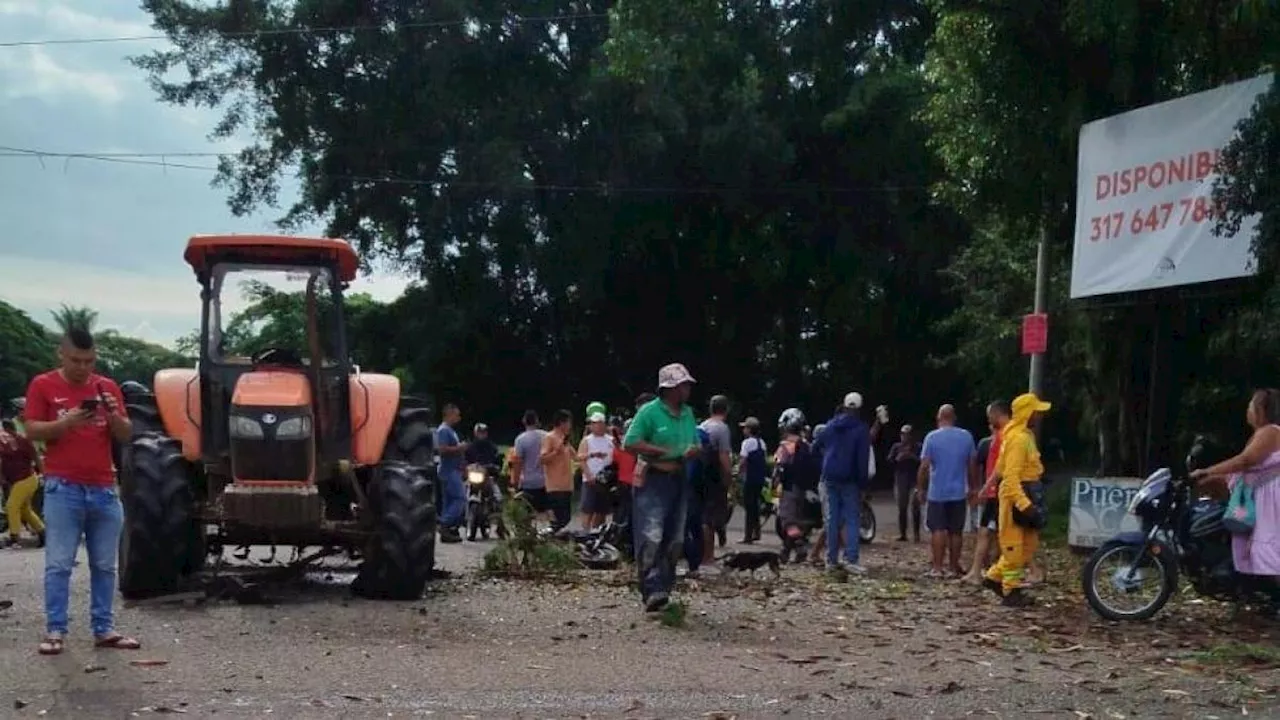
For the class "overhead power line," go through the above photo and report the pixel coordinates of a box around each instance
[0,144,932,196]
[0,12,611,48]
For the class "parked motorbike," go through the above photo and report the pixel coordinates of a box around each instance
[465,463,507,542]
[1082,435,1280,621]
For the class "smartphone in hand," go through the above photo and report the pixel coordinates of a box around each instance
[80,398,100,412]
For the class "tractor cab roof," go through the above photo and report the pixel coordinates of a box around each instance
[184,235,359,283]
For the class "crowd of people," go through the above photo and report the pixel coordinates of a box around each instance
[464,361,1059,613]
[9,322,1279,649]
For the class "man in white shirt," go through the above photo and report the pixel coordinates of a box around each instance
[576,412,615,530]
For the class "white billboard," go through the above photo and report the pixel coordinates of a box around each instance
[1068,476,1143,549]
[1070,75,1271,299]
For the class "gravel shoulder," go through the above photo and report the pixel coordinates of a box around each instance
[2,511,1279,719]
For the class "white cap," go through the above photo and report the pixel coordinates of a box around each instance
[658,363,696,389]
[588,412,606,423]
[843,392,863,409]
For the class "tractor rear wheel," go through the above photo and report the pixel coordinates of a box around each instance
[119,435,200,600]
[352,461,437,600]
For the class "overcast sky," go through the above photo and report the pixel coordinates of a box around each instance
[0,0,410,347]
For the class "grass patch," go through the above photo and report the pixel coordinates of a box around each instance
[659,600,687,628]
[1192,642,1280,668]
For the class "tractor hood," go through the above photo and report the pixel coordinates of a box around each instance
[231,370,312,408]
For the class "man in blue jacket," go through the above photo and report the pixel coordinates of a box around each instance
[812,392,871,575]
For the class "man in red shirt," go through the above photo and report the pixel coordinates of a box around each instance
[1,418,45,547]
[23,328,140,656]
[962,400,1010,585]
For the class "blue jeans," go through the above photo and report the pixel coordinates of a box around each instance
[43,477,124,637]
[825,480,862,567]
[683,482,705,572]
[438,470,467,528]
[633,470,687,600]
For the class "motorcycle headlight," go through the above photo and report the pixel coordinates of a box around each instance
[275,415,312,439]
[229,415,263,439]
[467,470,487,485]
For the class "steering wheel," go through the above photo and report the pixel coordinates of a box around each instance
[251,347,303,366]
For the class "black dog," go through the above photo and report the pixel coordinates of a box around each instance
[719,551,782,578]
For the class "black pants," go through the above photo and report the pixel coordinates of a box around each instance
[548,491,572,531]
[684,483,705,571]
[895,475,921,539]
[742,480,764,540]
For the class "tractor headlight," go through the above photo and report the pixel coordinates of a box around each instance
[229,415,264,439]
[275,415,313,439]
[467,469,487,485]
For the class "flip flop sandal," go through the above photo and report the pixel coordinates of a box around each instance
[94,634,142,650]
[38,636,64,655]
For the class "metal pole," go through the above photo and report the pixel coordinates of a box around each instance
[1142,307,1161,478]
[1029,221,1049,395]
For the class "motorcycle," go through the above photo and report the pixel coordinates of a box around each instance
[859,495,877,544]
[465,463,507,542]
[765,484,876,545]
[1082,435,1280,621]
[537,522,623,570]
[591,464,633,557]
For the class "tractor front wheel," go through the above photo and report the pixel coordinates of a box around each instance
[119,435,199,600]
[352,461,437,600]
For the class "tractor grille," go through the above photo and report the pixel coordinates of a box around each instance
[231,437,311,482]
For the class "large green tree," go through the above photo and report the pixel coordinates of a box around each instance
[94,330,192,386]
[136,0,972,439]
[0,301,54,403]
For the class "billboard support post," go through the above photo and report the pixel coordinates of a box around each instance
[1029,220,1049,395]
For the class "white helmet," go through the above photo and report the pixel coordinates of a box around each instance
[777,408,806,433]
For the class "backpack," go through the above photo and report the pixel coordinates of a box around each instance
[692,428,721,488]
[780,439,820,492]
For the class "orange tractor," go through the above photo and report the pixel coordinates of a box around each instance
[119,235,436,601]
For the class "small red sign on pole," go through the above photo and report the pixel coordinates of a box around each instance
[1022,313,1048,355]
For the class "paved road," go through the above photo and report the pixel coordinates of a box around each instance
[8,494,1249,719]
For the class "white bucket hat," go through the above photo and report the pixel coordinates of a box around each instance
[657,363,696,389]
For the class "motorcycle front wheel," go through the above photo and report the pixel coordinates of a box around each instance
[466,503,482,542]
[579,542,621,570]
[859,501,876,544]
[1082,541,1177,622]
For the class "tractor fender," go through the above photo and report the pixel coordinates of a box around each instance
[153,368,202,462]
[349,372,401,465]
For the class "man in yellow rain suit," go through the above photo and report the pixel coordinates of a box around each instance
[983,392,1050,607]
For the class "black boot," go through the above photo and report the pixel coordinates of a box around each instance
[982,577,1004,599]
[1002,588,1033,607]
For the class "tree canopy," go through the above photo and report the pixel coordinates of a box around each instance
[131,0,1280,457]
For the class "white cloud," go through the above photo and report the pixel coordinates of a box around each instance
[0,2,151,38]
[0,46,125,105]
[0,254,199,319]
[0,253,412,346]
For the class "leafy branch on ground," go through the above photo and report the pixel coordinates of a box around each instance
[482,496,581,578]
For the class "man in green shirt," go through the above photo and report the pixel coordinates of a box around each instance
[623,362,700,612]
